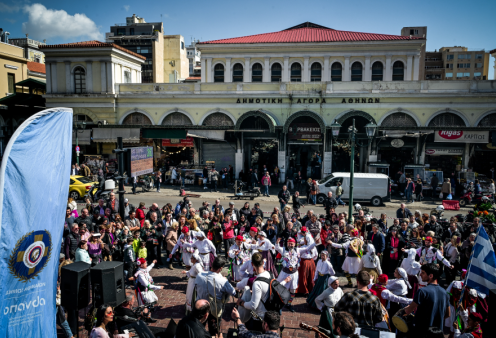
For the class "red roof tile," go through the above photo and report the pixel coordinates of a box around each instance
[40,40,146,60]
[185,77,201,81]
[199,24,423,45]
[27,61,46,74]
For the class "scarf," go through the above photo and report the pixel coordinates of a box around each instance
[390,237,399,260]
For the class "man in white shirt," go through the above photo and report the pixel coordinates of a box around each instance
[236,252,270,332]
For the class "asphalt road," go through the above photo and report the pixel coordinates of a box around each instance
[120,189,464,221]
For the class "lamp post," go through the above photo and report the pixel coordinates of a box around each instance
[330,121,342,174]
[74,121,86,165]
[329,119,377,223]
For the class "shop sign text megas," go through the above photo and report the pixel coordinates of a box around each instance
[434,130,488,143]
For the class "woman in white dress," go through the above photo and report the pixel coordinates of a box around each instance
[386,267,411,331]
[330,228,363,287]
[314,276,344,311]
[359,244,382,283]
[229,235,253,282]
[307,250,335,309]
[134,258,164,306]
[169,226,196,270]
[253,231,277,277]
[183,253,204,313]
[181,230,216,271]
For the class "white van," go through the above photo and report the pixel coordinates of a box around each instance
[316,172,391,206]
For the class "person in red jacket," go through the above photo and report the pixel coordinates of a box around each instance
[370,274,388,307]
[222,213,235,258]
[136,202,146,228]
[320,220,333,250]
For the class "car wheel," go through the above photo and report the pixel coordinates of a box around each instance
[69,191,80,200]
[317,194,326,204]
[370,196,382,206]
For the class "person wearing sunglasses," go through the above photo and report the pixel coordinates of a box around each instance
[89,303,129,338]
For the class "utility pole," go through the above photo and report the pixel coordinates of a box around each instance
[348,119,355,222]
[113,137,126,220]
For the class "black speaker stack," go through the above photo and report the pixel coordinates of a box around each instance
[61,261,125,309]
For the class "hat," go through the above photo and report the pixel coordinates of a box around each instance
[124,198,129,203]
[469,288,478,298]
[328,276,339,287]
[235,235,244,242]
[250,227,258,233]
[378,274,389,285]
[195,231,206,238]
[301,226,308,232]
[258,231,267,238]
[59,253,65,260]
[452,281,463,290]
[287,238,296,244]
[351,228,359,237]
[181,226,190,233]
[367,243,376,254]
[229,201,235,205]
[137,258,146,266]
[425,236,433,242]
[321,250,329,256]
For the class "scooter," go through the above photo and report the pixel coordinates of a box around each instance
[459,191,493,207]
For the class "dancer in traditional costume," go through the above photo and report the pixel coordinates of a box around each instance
[275,237,316,312]
[229,235,253,282]
[314,275,344,311]
[330,228,364,287]
[252,231,277,277]
[400,248,422,298]
[359,243,382,283]
[183,253,204,313]
[181,230,216,271]
[135,258,164,306]
[306,250,335,309]
[170,226,196,270]
[404,236,452,268]
[370,274,389,307]
[296,227,317,295]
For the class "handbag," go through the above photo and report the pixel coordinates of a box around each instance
[207,231,213,241]
[439,192,443,199]
[447,193,452,200]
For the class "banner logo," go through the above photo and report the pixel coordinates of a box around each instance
[8,230,52,283]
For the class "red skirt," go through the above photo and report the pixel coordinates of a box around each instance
[297,258,315,294]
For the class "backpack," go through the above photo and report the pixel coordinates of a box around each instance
[256,273,291,311]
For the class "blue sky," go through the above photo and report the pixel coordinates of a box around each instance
[1,0,495,78]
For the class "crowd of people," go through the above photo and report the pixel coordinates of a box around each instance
[59,183,494,338]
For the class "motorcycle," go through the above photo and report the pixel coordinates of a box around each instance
[458,191,493,208]
[137,175,154,192]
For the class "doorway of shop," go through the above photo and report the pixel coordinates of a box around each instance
[244,139,279,174]
[289,144,323,180]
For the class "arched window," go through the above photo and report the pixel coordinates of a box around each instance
[351,62,362,81]
[252,63,262,82]
[428,113,465,127]
[203,113,234,126]
[331,62,342,81]
[392,61,404,81]
[162,112,192,126]
[233,63,243,82]
[214,64,224,82]
[381,113,417,127]
[478,113,496,127]
[74,66,86,94]
[123,112,152,125]
[310,63,322,82]
[371,62,383,81]
[271,63,282,82]
[291,63,301,82]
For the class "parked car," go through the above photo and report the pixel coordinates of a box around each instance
[69,175,98,200]
[316,172,391,206]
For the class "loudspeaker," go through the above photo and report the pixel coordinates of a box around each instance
[90,261,125,307]
[61,261,91,310]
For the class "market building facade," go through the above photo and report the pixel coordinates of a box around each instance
[41,23,496,185]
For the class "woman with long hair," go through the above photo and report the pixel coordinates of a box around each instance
[213,207,224,223]
[89,304,129,338]
[385,227,405,275]
[306,178,313,204]
[209,216,223,254]
[87,233,104,266]
[408,227,422,249]
[238,214,249,234]
[165,221,178,270]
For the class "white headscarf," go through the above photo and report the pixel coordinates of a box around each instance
[195,231,206,239]
[367,243,376,255]
[192,252,204,268]
[400,248,419,276]
[328,276,339,287]
[397,267,412,289]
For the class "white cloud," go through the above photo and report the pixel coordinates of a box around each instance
[22,4,103,41]
[0,2,20,12]
[123,5,130,11]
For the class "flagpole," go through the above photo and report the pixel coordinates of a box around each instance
[453,220,483,330]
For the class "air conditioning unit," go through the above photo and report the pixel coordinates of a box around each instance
[97,120,108,126]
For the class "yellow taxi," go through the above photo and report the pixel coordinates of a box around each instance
[69,175,98,200]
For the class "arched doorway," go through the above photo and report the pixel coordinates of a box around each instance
[285,111,326,180]
[335,111,376,173]
[201,112,236,175]
[472,112,496,175]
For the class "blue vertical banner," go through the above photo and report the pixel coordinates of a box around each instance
[0,108,73,337]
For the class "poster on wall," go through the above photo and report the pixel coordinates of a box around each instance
[130,146,154,177]
[288,123,322,141]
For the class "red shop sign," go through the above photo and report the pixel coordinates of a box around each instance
[162,137,194,147]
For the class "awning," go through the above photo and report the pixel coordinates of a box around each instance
[187,130,225,141]
[142,128,186,139]
[92,128,140,143]
[72,130,91,145]
[404,164,425,169]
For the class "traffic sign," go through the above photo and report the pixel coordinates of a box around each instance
[75,146,80,152]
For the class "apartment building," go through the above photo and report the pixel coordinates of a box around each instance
[426,46,490,81]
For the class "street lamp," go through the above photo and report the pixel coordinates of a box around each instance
[74,121,86,165]
[346,119,377,222]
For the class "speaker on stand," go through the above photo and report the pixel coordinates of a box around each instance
[90,261,125,307]
[61,261,91,338]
